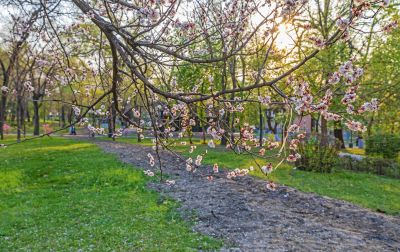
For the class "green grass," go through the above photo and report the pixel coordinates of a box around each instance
[0,137,223,251]
[107,136,400,215]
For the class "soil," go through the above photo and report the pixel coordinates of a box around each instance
[92,139,400,251]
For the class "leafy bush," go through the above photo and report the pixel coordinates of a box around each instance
[366,134,400,159]
[338,156,400,179]
[295,138,340,173]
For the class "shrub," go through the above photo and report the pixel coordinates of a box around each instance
[338,156,400,179]
[366,134,400,159]
[295,138,340,173]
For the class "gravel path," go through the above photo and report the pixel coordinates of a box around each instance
[339,152,365,161]
[93,139,400,251]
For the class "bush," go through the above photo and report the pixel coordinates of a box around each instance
[366,134,400,159]
[338,156,400,179]
[295,138,340,173]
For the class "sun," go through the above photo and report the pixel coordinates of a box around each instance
[276,24,294,49]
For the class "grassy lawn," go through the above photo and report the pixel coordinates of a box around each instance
[0,137,222,251]
[106,136,400,215]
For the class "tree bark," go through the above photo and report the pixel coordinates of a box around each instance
[137,106,142,142]
[333,121,345,148]
[16,95,22,142]
[258,103,263,146]
[108,104,116,139]
[220,112,230,146]
[333,127,345,149]
[25,102,30,122]
[0,93,6,140]
[33,99,40,136]
[320,116,328,146]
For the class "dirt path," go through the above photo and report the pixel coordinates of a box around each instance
[93,139,400,251]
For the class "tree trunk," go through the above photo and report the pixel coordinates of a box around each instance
[16,95,22,142]
[333,121,345,148]
[108,104,116,139]
[25,101,30,122]
[33,99,40,136]
[258,103,263,146]
[320,117,328,146]
[68,107,73,124]
[333,129,345,148]
[266,110,277,134]
[220,112,229,146]
[43,104,46,123]
[0,93,6,140]
[137,106,142,142]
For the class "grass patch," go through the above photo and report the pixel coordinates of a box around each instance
[108,136,400,215]
[0,137,222,251]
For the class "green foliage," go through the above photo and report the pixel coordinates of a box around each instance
[295,138,340,173]
[0,138,222,251]
[366,134,400,159]
[364,20,400,134]
[338,156,400,179]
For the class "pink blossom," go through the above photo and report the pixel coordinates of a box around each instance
[1,86,9,93]
[287,153,301,162]
[288,124,300,133]
[258,95,271,105]
[195,155,203,166]
[266,181,277,191]
[144,170,155,177]
[213,163,219,173]
[336,18,350,30]
[345,120,367,132]
[165,180,175,185]
[261,163,273,174]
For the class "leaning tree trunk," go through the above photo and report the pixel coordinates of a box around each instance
[33,99,40,136]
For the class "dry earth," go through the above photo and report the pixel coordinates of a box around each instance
[92,139,400,251]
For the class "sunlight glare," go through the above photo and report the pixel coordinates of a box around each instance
[276,24,294,49]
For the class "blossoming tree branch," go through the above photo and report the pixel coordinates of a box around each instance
[0,0,396,188]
